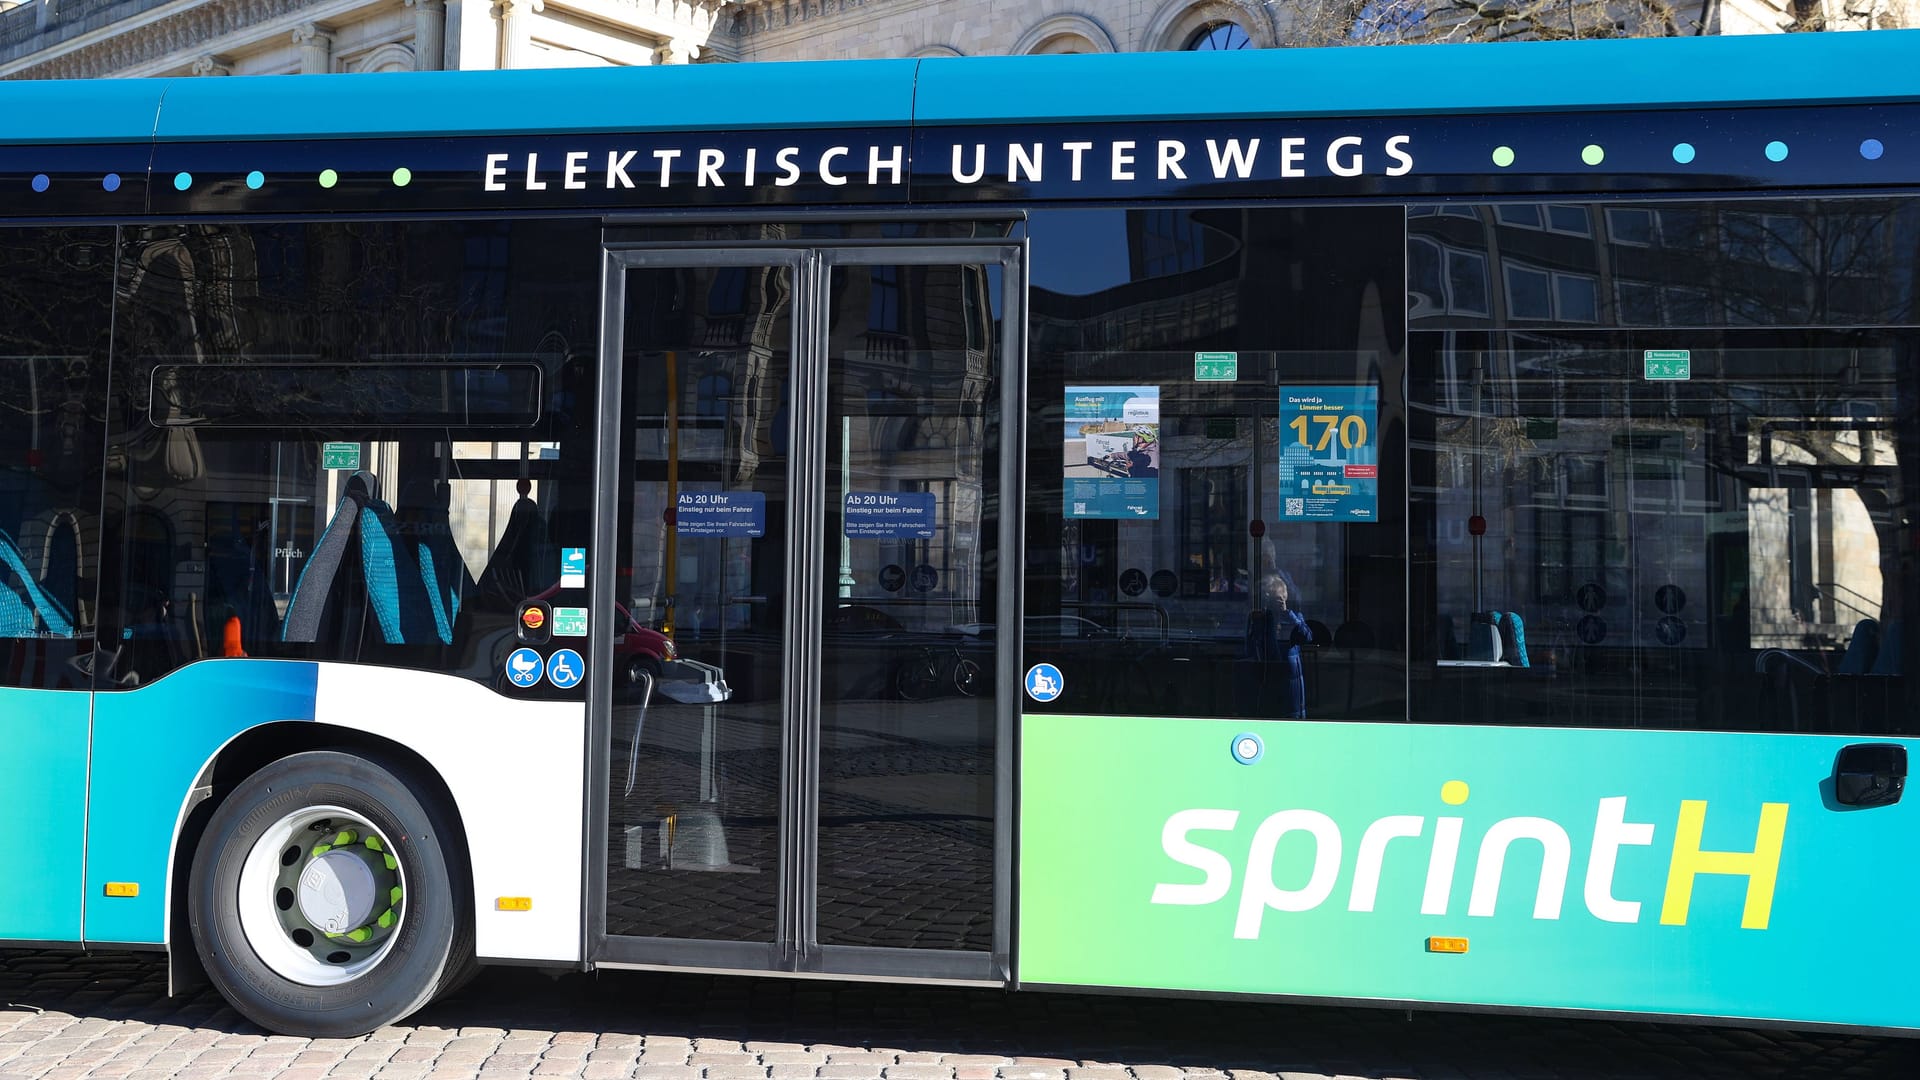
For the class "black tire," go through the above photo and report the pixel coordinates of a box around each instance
[188,750,472,1037]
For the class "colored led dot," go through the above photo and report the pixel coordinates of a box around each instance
[1441,780,1470,806]
[1765,140,1789,162]
[392,167,412,187]
[246,170,265,190]
[318,169,339,189]
[103,173,121,192]
[1861,139,1885,161]
[1672,142,1696,165]
[31,174,49,193]
[1581,144,1605,166]
[173,172,192,191]
[1491,146,1516,168]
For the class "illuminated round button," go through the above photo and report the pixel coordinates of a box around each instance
[1230,732,1264,765]
[318,168,339,189]
[1581,144,1605,166]
[1672,143,1696,165]
[1491,146,1516,168]
[174,172,192,191]
[246,170,265,190]
[1765,141,1789,162]
[1861,139,1885,161]
[392,167,413,187]
[522,607,546,631]
[31,174,49,192]
[103,173,121,192]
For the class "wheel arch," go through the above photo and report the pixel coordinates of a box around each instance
[165,721,473,994]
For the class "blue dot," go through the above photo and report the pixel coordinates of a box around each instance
[1765,141,1789,163]
[246,170,265,190]
[31,174,49,193]
[103,173,121,192]
[1861,139,1885,161]
[174,172,193,191]
[1672,143,1696,165]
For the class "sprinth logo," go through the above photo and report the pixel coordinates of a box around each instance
[1150,781,1788,937]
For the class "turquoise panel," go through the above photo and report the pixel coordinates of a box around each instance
[0,80,164,144]
[1023,716,1920,1029]
[913,30,1920,124]
[146,60,920,143]
[0,687,89,941]
[84,659,317,944]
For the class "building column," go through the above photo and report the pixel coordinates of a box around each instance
[654,37,698,64]
[191,54,232,76]
[292,23,333,74]
[404,0,446,70]
[492,0,542,69]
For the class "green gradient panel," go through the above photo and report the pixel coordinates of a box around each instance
[1019,715,1920,1029]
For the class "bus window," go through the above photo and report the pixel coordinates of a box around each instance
[102,220,601,692]
[1023,206,1408,722]
[0,228,114,691]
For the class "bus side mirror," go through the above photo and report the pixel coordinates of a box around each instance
[1834,743,1907,808]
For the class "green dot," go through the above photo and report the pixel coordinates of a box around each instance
[318,169,339,189]
[392,167,412,187]
[1581,144,1605,166]
[1491,146,1516,168]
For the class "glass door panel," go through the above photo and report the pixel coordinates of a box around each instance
[815,259,1002,952]
[606,260,794,945]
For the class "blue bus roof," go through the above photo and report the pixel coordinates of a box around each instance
[3,30,1918,145]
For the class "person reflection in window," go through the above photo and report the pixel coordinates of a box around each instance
[1248,572,1312,718]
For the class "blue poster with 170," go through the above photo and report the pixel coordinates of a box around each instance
[1278,385,1378,522]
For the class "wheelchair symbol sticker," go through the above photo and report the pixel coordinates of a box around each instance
[1025,663,1064,703]
[506,648,544,689]
[547,648,585,689]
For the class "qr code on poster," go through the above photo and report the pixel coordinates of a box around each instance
[1285,498,1305,516]
[1073,502,1088,515]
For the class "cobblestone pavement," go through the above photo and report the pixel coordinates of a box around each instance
[3,949,1916,1080]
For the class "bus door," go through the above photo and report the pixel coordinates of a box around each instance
[592,245,1019,983]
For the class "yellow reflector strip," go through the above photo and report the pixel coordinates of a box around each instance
[1426,936,1469,954]
[496,896,532,912]
[103,882,139,898]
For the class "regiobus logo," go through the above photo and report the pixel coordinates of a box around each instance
[1150,781,1789,936]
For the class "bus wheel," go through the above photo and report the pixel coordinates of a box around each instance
[188,750,470,1038]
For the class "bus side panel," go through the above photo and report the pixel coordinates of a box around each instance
[312,664,586,964]
[84,659,320,944]
[1019,714,1920,1030]
[0,687,90,942]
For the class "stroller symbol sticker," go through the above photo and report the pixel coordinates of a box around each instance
[1025,663,1064,703]
[547,649,585,689]
[506,648,544,688]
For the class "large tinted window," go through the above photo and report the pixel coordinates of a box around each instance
[102,220,601,692]
[1023,207,1407,721]
[1410,196,1920,735]
[0,227,114,690]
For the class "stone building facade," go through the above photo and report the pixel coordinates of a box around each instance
[0,0,1910,79]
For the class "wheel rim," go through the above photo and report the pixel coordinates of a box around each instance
[236,804,407,986]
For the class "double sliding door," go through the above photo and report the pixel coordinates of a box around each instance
[592,244,1020,982]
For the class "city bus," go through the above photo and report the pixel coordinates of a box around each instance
[2,28,1918,1039]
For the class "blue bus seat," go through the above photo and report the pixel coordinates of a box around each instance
[0,528,77,638]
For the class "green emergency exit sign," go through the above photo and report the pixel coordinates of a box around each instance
[1195,352,1238,382]
[322,442,361,470]
[1643,350,1691,381]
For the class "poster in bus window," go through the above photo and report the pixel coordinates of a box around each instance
[1065,386,1159,520]
[1278,385,1378,522]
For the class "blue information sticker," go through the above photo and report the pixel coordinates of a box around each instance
[676,491,767,537]
[546,648,585,689]
[844,491,937,538]
[560,547,586,587]
[506,648,545,689]
[1025,663,1065,703]
[1278,385,1379,522]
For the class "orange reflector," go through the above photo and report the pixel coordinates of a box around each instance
[1426,936,1468,954]
[496,896,532,912]
[104,882,139,898]
[522,607,546,630]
